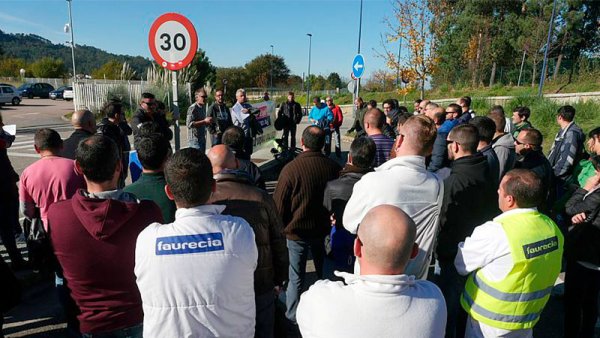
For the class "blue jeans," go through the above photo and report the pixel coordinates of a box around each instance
[81,324,142,338]
[285,238,325,323]
[255,291,275,338]
[434,259,467,338]
[188,133,206,152]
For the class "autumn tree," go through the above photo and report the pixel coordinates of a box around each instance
[381,0,440,98]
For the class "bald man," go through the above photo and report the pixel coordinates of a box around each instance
[208,144,288,338]
[364,109,394,167]
[297,205,446,338]
[60,109,97,159]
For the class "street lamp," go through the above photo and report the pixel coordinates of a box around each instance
[270,44,274,92]
[65,0,76,107]
[306,33,312,114]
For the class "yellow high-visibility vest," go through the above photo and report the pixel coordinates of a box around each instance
[460,210,563,330]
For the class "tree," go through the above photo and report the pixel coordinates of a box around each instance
[189,49,216,92]
[244,54,290,88]
[30,57,66,78]
[91,60,123,79]
[286,75,304,90]
[215,67,249,104]
[0,58,28,77]
[382,0,440,98]
[326,72,343,89]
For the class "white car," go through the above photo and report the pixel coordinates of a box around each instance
[63,87,74,101]
[0,85,21,106]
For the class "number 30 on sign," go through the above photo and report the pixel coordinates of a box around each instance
[149,13,198,71]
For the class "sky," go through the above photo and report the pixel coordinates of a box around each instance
[0,0,400,82]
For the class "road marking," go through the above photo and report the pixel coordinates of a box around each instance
[11,140,35,146]
[9,144,35,150]
[7,152,39,158]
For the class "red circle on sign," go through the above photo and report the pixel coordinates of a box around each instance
[148,13,198,71]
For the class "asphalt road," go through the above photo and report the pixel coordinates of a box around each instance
[1,98,75,174]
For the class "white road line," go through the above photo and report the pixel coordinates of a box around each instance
[7,152,39,158]
[11,140,34,146]
[9,144,35,150]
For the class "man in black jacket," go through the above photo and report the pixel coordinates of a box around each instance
[323,137,376,273]
[513,128,554,212]
[435,124,499,338]
[131,92,173,141]
[470,116,500,188]
[207,145,288,338]
[278,91,302,150]
[60,109,96,159]
[207,89,232,146]
[97,100,132,188]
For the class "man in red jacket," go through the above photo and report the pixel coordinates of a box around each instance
[48,135,162,337]
[326,96,344,158]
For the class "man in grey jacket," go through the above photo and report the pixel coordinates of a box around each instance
[489,108,516,180]
[548,105,585,183]
[186,88,213,151]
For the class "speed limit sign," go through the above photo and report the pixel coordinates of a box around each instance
[148,13,198,71]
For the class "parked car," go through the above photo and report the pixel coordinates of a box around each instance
[63,87,74,101]
[50,86,70,100]
[0,85,21,106]
[18,83,55,99]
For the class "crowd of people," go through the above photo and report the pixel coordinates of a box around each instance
[0,89,598,338]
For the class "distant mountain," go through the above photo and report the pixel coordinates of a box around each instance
[0,29,152,78]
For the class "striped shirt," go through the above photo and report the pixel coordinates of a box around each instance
[369,134,395,167]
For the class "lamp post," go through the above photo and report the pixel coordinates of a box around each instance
[270,44,274,92]
[353,0,364,108]
[306,33,312,114]
[65,0,76,107]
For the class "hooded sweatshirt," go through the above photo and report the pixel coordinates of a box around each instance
[492,133,516,179]
[48,190,162,334]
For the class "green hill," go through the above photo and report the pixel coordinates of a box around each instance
[0,29,152,78]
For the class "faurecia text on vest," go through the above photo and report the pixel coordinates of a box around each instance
[522,236,559,259]
[155,233,224,255]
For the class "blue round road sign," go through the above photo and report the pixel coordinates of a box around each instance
[352,54,365,79]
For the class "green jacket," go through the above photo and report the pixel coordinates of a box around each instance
[124,172,176,223]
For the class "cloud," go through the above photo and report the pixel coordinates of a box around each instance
[0,11,63,36]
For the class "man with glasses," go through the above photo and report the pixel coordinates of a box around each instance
[514,128,554,211]
[132,92,173,141]
[207,89,232,146]
[186,88,212,151]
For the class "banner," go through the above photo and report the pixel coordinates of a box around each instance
[251,100,277,148]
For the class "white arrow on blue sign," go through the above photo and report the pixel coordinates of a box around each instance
[352,54,365,79]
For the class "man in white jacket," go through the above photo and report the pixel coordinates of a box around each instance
[297,205,447,338]
[135,148,258,338]
[343,115,444,279]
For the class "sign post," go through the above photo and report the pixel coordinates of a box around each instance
[352,53,365,98]
[149,12,198,150]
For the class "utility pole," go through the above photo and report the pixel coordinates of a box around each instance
[306,33,312,114]
[538,0,557,97]
[356,0,363,99]
[270,44,274,92]
[65,0,76,108]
